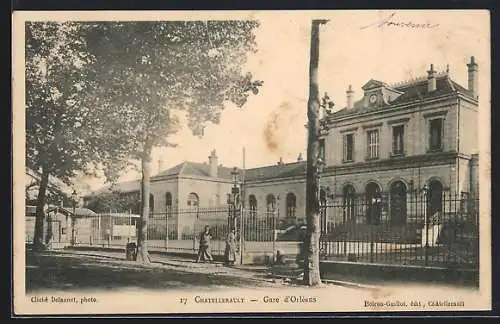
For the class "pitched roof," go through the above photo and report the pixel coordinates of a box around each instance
[92,179,141,195]
[244,161,306,182]
[26,205,98,218]
[361,79,390,90]
[153,161,234,180]
[46,206,98,217]
[331,75,475,119]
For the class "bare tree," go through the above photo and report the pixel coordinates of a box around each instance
[304,19,329,286]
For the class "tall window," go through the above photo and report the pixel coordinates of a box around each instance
[286,193,296,219]
[343,185,356,223]
[266,194,276,212]
[392,125,405,155]
[149,194,155,215]
[165,192,172,217]
[429,118,443,151]
[165,192,172,208]
[366,130,379,159]
[319,139,325,162]
[187,192,199,207]
[343,133,354,162]
[248,195,257,219]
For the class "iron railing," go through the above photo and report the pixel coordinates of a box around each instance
[319,191,479,270]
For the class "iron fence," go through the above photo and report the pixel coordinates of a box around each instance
[319,191,479,269]
[62,206,301,258]
[32,190,479,271]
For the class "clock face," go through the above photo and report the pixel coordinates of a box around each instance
[369,94,377,104]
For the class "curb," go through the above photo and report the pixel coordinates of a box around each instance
[321,279,379,290]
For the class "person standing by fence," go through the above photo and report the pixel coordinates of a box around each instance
[196,225,214,263]
[224,228,237,266]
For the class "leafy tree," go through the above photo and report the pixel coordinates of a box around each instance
[84,190,141,214]
[25,22,120,251]
[86,21,263,263]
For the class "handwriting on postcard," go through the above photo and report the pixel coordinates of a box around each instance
[361,11,440,29]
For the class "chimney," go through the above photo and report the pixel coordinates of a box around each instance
[297,153,303,162]
[346,85,354,109]
[277,157,284,165]
[467,56,479,99]
[157,157,165,172]
[427,64,437,92]
[208,150,218,178]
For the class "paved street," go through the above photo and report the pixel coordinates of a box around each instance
[22,250,486,314]
[26,250,291,292]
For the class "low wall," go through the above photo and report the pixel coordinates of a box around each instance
[60,245,477,286]
[319,260,479,287]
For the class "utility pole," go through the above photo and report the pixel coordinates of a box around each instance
[304,19,328,286]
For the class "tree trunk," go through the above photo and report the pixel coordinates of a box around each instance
[32,166,49,252]
[45,213,53,247]
[136,149,152,264]
[304,19,326,286]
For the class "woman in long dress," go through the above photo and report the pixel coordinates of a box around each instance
[196,225,214,263]
[224,229,237,266]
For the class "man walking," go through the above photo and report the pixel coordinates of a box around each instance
[196,225,214,263]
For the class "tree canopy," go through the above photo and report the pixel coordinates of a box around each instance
[85,21,263,163]
[84,21,263,262]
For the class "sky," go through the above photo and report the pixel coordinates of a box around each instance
[47,10,490,194]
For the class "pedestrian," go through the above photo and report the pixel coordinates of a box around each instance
[224,228,237,266]
[196,225,214,263]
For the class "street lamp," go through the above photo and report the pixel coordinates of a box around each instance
[229,167,240,231]
[71,189,78,246]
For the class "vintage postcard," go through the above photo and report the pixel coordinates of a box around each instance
[12,10,491,315]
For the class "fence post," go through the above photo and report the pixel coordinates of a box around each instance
[342,206,347,258]
[239,206,244,265]
[424,189,429,266]
[165,209,169,251]
[272,206,278,262]
[370,217,374,263]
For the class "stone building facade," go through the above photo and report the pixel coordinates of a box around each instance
[85,56,480,231]
[318,57,480,225]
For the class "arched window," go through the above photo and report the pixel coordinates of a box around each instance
[187,192,199,207]
[248,195,257,219]
[427,180,443,218]
[149,193,155,215]
[389,181,407,225]
[286,193,297,219]
[365,182,381,224]
[343,185,356,223]
[319,188,327,206]
[165,192,172,207]
[165,192,172,217]
[266,194,276,212]
[319,188,327,232]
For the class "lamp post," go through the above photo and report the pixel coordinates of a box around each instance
[71,189,77,246]
[230,167,241,230]
[229,167,242,263]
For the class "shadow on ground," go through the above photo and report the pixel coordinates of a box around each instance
[25,251,278,292]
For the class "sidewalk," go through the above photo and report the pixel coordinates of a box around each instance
[58,249,282,283]
[57,248,480,294]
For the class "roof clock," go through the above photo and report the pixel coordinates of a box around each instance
[369,93,378,105]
